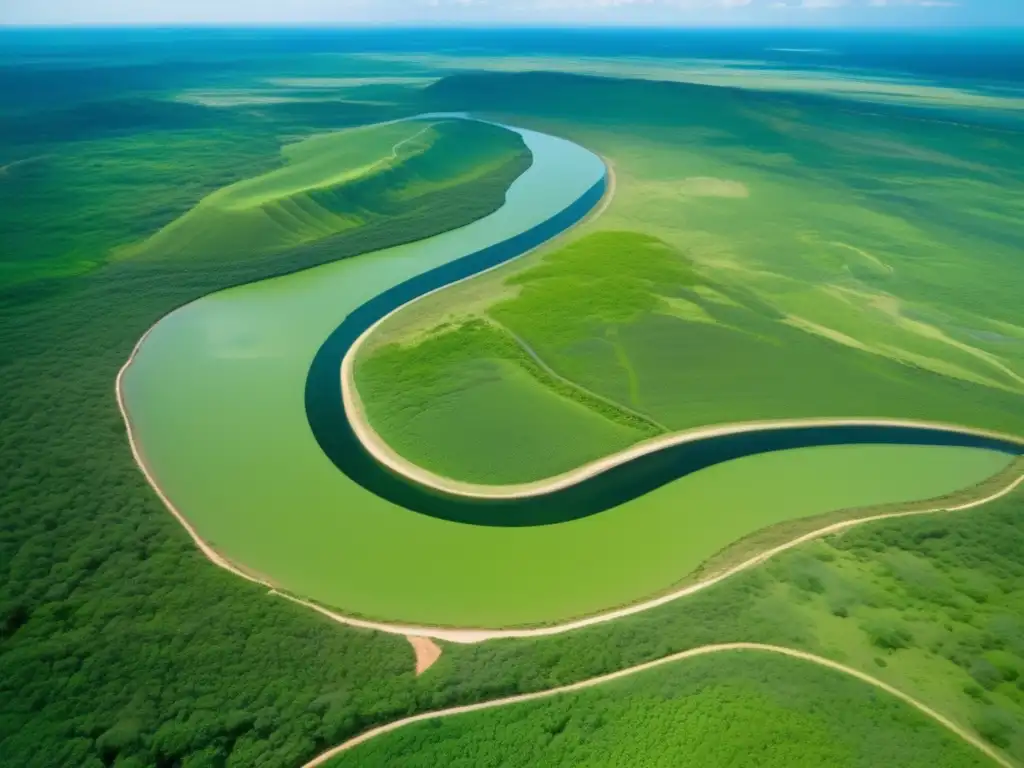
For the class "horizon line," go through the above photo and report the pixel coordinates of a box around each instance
[3,22,1024,31]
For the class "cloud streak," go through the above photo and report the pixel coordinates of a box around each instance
[0,0,1004,27]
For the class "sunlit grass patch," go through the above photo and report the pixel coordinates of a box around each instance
[124,118,531,263]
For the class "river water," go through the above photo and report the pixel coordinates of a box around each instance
[122,119,1015,627]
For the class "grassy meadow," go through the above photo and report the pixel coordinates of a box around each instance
[3,29,1024,767]
[126,118,530,264]
[390,479,1024,768]
[327,651,993,768]
[357,317,658,483]
[358,72,1024,482]
[0,42,536,766]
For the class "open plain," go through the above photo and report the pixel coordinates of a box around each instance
[3,27,1024,768]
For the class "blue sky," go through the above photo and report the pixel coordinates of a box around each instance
[1,0,1021,27]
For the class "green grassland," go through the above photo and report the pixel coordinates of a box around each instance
[0,83,423,296]
[366,50,1024,122]
[767,490,1024,758]
[395,480,1024,768]
[327,651,992,768]
[125,118,531,264]
[0,106,281,295]
[3,41,1024,768]
[0,50,540,765]
[357,318,657,483]
[355,73,1024,482]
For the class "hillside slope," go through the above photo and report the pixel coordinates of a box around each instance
[125,117,532,263]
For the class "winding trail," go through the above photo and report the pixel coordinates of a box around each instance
[300,642,1014,768]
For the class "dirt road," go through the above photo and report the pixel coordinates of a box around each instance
[301,642,1012,768]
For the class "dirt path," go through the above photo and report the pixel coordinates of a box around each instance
[300,642,1013,768]
[406,635,442,675]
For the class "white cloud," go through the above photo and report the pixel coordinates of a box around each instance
[866,0,959,6]
[770,0,847,8]
[0,0,973,25]
[529,0,754,6]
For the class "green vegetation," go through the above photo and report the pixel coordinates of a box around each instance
[426,479,1024,766]
[0,88,416,296]
[494,231,1024,433]
[359,229,1024,482]
[105,78,1014,627]
[770,482,1024,759]
[126,118,531,264]
[328,652,992,768]
[3,41,1023,768]
[358,228,1024,481]
[355,72,1024,482]
[373,50,1024,121]
[357,318,657,483]
[0,51,536,766]
[0,111,280,293]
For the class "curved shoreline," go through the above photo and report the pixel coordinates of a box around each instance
[343,390,1024,500]
[118,116,1024,639]
[270,469,1023,643]
[118,306,1024,643]
[301,642,1013,768]
[111,116,1024,768]
[329,160,1021,523]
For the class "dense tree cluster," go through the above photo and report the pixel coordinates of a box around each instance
[329,652,992,768]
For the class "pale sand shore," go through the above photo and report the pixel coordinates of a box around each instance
[120,327,1023,644]
[343,381,1024,499]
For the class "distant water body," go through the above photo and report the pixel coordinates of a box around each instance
[2,27,1022,86]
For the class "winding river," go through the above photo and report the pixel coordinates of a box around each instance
[121,117,1021,628]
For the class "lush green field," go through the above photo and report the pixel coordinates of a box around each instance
[328,651,993,768]
[126,117,531,263]
[3,32,1023,768]
[357,72,1024,482]
[356,318,657,483]
[769,484,1024,758]
[0,44,540,766]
